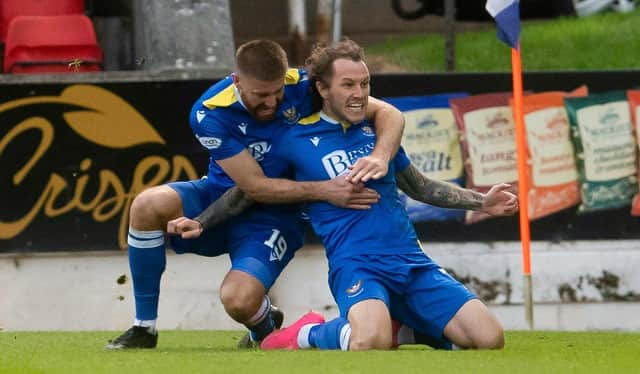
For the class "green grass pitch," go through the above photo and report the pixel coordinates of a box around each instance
[1,330,638,373]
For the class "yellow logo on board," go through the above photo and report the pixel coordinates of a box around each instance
[0,85,198,249]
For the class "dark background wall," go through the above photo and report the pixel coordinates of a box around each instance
[2,69,639,252]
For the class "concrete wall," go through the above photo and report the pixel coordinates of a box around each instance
[2,240,639,332]
[133,0,235,72]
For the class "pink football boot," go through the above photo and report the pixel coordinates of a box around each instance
[260,311,325,350]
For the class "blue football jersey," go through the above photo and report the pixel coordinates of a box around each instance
[274,111,422,266]
[189,68,313,226]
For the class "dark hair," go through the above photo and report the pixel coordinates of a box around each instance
[305,38,365,87]
[236,39,288,81]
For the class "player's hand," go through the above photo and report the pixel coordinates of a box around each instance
[481,183,519,216]
[325,174,380,209]
[167,216,204,239]
[346,155,389,184]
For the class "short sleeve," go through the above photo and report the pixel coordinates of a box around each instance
[190,109,245,160]
[290,69,315,118]
[393,146,411,173]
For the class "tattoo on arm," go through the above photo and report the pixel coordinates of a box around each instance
[194,186,255,230]
[396,164,484,210]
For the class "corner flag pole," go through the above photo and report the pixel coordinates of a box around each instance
[510,46,533,329]
[485,0,533,329]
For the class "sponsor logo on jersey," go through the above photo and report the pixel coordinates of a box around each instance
[196,110,206,123]
[310,136,321,146]
[248,141,272,161]
[321,143,375,178]
[283,106,300,124]
[238,122,248,134]
[197,136,222,149]
[321,150,351,178]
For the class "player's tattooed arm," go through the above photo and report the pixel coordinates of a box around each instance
[395,164,484,210]
[166,187,255,239]
[194,186,255,230]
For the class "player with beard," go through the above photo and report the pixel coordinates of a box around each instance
[171,39,518,351]
[258,39,516,351]
[106,39,405,350]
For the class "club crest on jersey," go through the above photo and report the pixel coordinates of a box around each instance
[361,125,375,137]
[282,106,300,124]
[346,279,364,298]
[248,141,271,161]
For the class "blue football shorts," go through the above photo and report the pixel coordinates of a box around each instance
[328,253,476,342]
[168,178,305,289]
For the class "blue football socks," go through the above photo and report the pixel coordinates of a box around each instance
[307,317,351,350]
[127,228,166,322]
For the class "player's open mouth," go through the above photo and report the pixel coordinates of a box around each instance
[346,103,364,112]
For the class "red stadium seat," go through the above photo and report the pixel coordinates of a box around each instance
[0,0,84,42]
[4,15,103,74]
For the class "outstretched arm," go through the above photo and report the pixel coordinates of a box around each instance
[395,164,518,216]
[347,97,405,183]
